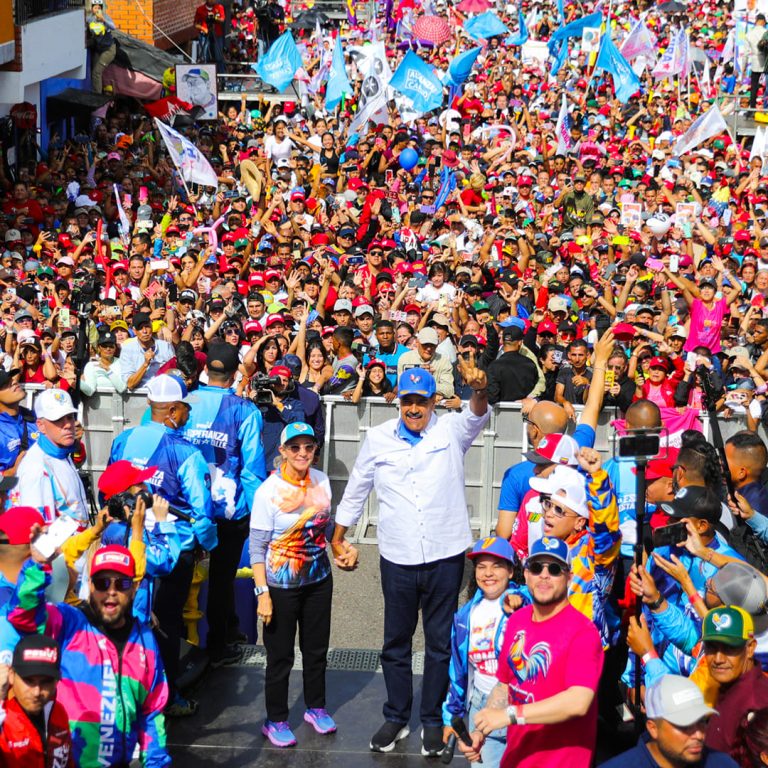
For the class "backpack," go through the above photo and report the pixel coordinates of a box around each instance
[727,522,768,574]
[758,30,768,55]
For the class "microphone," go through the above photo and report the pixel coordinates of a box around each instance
[450,716,482,764]
[440,734,456,764]
[166,505,193,523]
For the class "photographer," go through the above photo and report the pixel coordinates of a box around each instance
[259,365,306,469]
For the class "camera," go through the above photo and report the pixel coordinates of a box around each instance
[252,373,282,405]
[107,489,153,521]
[617,429,662,461]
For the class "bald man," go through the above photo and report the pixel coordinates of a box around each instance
[495,331,615,538]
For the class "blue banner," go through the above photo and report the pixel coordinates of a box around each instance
[254,31,304,92]
[326,37,352,109]
[595,33,641,103]
[447,46,482,86]
[389,50,444,114]
[464,12,509,41]
[506,7,529,46]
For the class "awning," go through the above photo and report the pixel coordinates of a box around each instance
[46,89,112,123]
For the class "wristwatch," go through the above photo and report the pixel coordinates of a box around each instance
[253,585,269,597]
[506,705,517,725]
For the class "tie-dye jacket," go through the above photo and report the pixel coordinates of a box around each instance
[7,559,170,768]
[566,468,621,648]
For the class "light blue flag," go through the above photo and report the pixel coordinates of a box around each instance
[464,11,509,40]
[548,11,602,52]
[253,31,303,92]
[595,33,641,103]
[550,38,568,76]
[325,37,352,109]
[506,7,529,46]
[556,0,565,23]
[447,46,482,86]
[433,165,456,211]
[389,50,444,114]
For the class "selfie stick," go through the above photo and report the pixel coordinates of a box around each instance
[633,455,648,734]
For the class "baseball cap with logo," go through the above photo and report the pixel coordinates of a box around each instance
[280,422,316,445]
[702,606,755,647]
[548,296,569,314]
[466,536,516,564]
[35,388,77,421]
[398,368,436,398]
[529,465,589,517]
[12,634,61,680]
[645,675,718,727]
[524,434,579,466]
[333,299,353,314]
[526,536,571,567]
[661,486,720,524]
[416,327,440,346]
[97,460,157,500]
[91,544,136,579]
[146,374,198,406]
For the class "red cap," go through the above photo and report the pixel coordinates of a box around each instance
[0,507,44,545]
[734,230,751,242]
[97,460,157,500]
[612,322,637,341]
[517,176,533,187]
[221,232,237,244]
[634,448,680,481]
[244,320,263,335]
[537,319,558,335]
[411,261,427,274]
[249,273,265,287]
[310,233,330,246]
[366,358,386,370]
[265,314,286,327]
[404,303,421,314]
[111,261,128,273]
[265,269,281,281]
[648,356,668,370]
[269,365,292,379]
[321,325,336,336]
[91,545,136,579]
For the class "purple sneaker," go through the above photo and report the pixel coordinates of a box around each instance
[304,708,337,735]
[262,720,297,747]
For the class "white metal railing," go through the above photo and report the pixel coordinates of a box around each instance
[21,386,759,542]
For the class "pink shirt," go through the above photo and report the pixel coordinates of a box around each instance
[684,297,727,354]
[497,604,603,768]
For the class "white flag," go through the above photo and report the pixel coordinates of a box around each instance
[673,103,729,156]
[154,118,219,188]
[555,94,571,156]
[752,126,768,173]
[620,18,656,61]
[652,28,682,79]
[348,42,391,133]
[113,184,131,240]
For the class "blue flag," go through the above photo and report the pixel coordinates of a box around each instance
[464,12,509,40]
[433,165,456,211]
[548,11,602,51]
[447,46,482,86]
[389,50,444,114]
[254,31,303,92]
[325,37,351,109]
[556,0,565,23]
[550,38,568,76]
[595,33,641,103]
[506,7,529,46]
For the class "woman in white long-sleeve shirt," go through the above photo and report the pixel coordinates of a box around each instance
[79,331,126,396]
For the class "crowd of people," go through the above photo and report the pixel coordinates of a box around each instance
[5,0,768,764]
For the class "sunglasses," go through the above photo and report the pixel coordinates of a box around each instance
[527,561,567,577]
[369,250,384,256]
[284,442,317,455]
[92,576,133,592]
[542,497,577,518]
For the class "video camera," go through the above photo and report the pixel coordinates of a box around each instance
[252,374,283,405]
[106,489,153,521]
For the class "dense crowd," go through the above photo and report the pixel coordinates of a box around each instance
[5,0,768,765]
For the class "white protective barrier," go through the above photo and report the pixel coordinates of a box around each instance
[21,386,761,543]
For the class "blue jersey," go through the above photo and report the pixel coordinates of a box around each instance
[498,423,595,512]
[181,385,267,521]
[364,344,408,387]
[109,422,216,552]
[0,408,38,472]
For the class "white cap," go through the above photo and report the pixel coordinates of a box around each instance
[146,374,198,406]
[35,388,77,421]
[529,465,588,518]
[416,327,439,346]
[645,675,717,727]
[671,326,688,339]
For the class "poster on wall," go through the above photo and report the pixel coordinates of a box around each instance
[175,64,218,120]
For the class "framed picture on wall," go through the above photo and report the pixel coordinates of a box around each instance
[176,64,218,121]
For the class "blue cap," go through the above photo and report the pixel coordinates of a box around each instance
[397,369,436,398]
[279,422,316,446]
[467,537,516,564]
[499,317,526,330]
[279,354,302,378]
[526,536,570,567]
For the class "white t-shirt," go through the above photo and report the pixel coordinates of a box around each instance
[468,597,504,694]
[417,282,456,304]
[265,135,295,163]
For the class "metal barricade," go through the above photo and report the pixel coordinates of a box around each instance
[25,385,763,542]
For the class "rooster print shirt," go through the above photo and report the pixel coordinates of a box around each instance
[250,467,332,589]
[497,603,603,768]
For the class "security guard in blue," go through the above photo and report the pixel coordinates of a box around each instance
[0,368,38,477]
[182,343,267,667]
[109,373,216,717]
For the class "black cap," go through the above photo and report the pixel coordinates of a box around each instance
[699,277,717,289]
[661,486,721,524]
[12,634,61,680]
[0,368,20,388]
[502,326,524,342]
[206,342,240,374]
[179,289,197,303]
[98,331,117,346]
[132,312,151,329]
[458,334,480,347]
[497,270,518,285]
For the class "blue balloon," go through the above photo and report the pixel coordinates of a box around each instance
[399,148,419,171]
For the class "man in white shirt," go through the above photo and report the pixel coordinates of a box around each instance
[120,312,174,390]
[332,360,490,757]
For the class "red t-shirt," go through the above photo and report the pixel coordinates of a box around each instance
[4,198,44,223]
[194,2,225,35]
[497,603,603,768]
